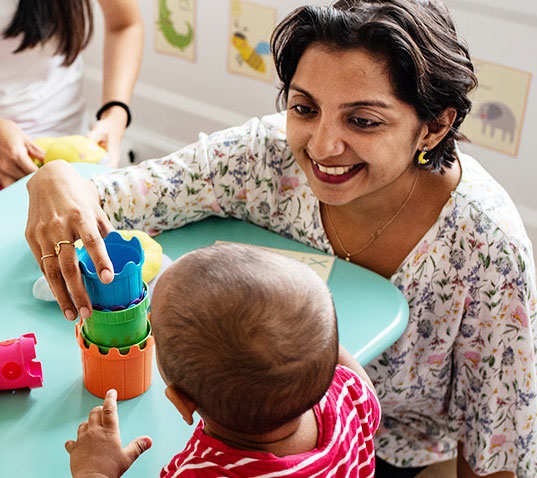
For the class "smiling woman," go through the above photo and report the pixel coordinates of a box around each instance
[24,1,536,477]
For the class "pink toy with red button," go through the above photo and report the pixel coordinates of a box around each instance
[0,333,43,390]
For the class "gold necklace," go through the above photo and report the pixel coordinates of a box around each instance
[323,169,419,262]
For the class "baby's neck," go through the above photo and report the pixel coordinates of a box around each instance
[202,408,319,457]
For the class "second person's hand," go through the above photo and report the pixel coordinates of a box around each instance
[25,160,115,320]
[0,118,42,186]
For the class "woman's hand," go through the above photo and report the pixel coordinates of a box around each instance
[86,107,128,168]
[25,160,115,320]
[0,118,42,186]
[65,389,152,478]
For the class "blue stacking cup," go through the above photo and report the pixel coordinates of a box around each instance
[78,231,144,308]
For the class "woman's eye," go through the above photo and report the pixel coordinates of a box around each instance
[349,117,381,128]
[290,104,314,115]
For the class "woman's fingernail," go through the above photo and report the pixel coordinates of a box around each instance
[80,307,90,319]
[100,269,113,283]
[64,309,76,321]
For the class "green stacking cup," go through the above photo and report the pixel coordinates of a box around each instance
[83,282,149,348]
[81,319,152,355]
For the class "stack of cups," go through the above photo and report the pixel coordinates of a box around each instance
[75,231,154,400]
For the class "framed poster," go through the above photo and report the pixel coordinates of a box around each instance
[227,0,276,82]
[461,59,532,157]
[155,0,196,61]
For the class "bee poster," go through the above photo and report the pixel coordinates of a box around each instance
[155,0,196,61]
[460,59,531,157]
[227,0,276,82]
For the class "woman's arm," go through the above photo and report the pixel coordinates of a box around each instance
[87,0,143,167]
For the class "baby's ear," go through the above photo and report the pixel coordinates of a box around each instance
[165,385,197,426]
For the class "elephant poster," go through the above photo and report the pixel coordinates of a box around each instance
[155,0,196,61]
[461,59,531,156]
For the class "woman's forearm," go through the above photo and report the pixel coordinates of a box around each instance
[98,0,143,109]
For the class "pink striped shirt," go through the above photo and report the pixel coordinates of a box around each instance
[160,365,380,478]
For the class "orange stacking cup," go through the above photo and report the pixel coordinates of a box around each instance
[76,322,153,400]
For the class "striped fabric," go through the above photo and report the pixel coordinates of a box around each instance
[160,365,380,478]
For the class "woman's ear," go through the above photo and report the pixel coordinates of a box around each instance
[165,385,197,426]
[421,107,457,149]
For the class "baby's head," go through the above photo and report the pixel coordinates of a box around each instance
[151,243,338,435]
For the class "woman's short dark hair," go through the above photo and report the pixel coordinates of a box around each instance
[3,0,93,66]
[271,0,478,172]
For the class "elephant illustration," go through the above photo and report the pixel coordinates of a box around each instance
[475,101,516,143]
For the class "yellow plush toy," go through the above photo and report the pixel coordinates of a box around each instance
[117,230,163,283]
[32,135,107,167]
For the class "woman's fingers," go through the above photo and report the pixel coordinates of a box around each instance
[79,227,115,285]
[25,139,45,162]
[56,241,91,320]
[1,147,37,180]
[41,254,78,320]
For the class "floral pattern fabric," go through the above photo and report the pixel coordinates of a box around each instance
[93,113,537,476]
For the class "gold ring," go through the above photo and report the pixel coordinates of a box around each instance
[40,253,56,263]
[55,240,75,255]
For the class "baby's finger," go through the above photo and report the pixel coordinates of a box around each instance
[124,436,153,465]
[65,440,76,454]
[88,405,104,427]
[102,389,119,430]
[77,421,88,439]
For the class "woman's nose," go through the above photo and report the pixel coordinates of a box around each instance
[306,118,345,160]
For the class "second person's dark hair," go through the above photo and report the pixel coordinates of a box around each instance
[271,0,478,172]
[3,0,93,66]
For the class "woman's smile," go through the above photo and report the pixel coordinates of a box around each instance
[309,155,365,184]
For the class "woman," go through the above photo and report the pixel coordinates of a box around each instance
[24,0,536,476]
[0,0,143,186]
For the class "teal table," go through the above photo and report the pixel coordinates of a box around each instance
[0,164,408,476]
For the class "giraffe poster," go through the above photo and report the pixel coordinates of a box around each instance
[155,0,196,61]
[460,59,531,157]
[227,0,276,83]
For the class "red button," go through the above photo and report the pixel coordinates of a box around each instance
[2,362,22,380]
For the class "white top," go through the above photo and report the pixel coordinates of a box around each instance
[0,0,86,137]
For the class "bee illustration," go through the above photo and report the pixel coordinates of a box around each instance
[231,32,270,73]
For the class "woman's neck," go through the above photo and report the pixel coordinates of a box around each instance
[202,408,319,457]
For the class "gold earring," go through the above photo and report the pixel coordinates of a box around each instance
[417,146,429,165]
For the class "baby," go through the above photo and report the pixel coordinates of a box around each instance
[65,243,380,477]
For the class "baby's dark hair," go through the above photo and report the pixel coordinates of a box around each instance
[151,243,338,435]
[271,0,478,173]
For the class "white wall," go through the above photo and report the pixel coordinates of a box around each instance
[443,0,537,255]
[83,0,537,259]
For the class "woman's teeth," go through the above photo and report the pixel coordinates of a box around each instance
[314,161,356,176]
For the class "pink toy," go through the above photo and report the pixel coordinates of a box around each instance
[0,333,43,390]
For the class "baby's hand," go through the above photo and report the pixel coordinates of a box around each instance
[65,389,152,478]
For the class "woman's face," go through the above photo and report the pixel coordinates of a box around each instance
[286,45,426,207]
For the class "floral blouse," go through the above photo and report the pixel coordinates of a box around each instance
[93,113,537,476]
